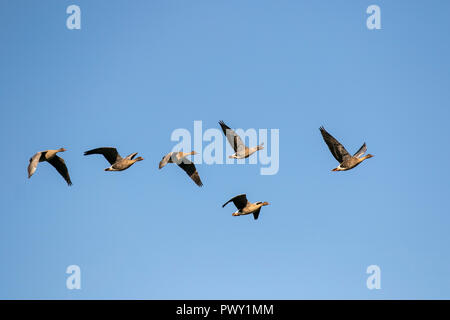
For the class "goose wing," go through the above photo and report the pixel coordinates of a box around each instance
[47,155,72,186]
[319,126,351,163]
[219,121,246,153]
[353,143,367,158]
[177,158,203,187]
[84,147,122,165]
[159,152,174,169]
[124,152,138,160]
[28,152,43,178]
[222,194,248,210]
[253,207,261,220]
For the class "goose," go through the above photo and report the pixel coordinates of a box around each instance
[159,151,203,187]
[84,147,144,171]
[27,148,72,186]
[222,194,269,220]
[319,126,373,171]
[219,120,264,159]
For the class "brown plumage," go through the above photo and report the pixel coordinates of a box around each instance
[320,126,373,171]
[84,147,144,171]
[222,194,269,220]
[28,148,72,186]
[159,151,203,187]
[219,121,264,159]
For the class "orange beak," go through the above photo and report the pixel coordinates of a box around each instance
[332,168,338,171]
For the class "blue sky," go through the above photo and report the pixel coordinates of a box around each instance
[1,0,449,299]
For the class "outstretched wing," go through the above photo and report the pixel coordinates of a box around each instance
[319,126,351,163]
[222,194,248,210]
[47,155,72,186]
[219,121,246,153]
[353,143,367,158]
[124,152,138,160]
[84,147,122,165]
[253,208,261,220]
[159,152,173,169]
[28,152,42,178]
[177,158,203,187]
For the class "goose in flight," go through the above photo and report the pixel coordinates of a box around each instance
[84,147,144,171]
[219,120,264,159]
[319,126,373,171]
[222,194,269,220]
[159,151,203,187]
[28,148,72,185]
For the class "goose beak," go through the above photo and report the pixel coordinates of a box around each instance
[332,168,338,171]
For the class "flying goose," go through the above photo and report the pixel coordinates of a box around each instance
[27,148,72,185]
[219,120,264,159]
[319,126,373,171]
[159,151,203,187]
[84,147,144,171]
[222,194,269,220]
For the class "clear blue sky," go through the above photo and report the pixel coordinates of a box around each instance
[1,0,449,299]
